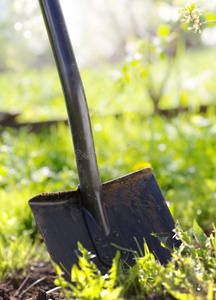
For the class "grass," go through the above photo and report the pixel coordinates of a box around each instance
[0,234,45,281]
[1,112,216,232]
[54,221,216,299]
[1,111,216,284]
[0,46,216,297]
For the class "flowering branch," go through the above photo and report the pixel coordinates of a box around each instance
[179,1,216,33]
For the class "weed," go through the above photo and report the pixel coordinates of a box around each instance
[0,233,46,281]
[54,222,216,299]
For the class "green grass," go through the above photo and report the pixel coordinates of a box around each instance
[54,221,216,300]
[1,111,216,282]
[1,112,216,233]
[0,47,216,296]
[0,233,46,282]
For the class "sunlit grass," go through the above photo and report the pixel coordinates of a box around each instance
[54,222,216,299]
[1,47,216,285]
[1,112,216,237]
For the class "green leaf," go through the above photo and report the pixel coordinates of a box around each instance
[168,289,197,300]
[211,224,216,258]
[109,250,121,287]
[188,2,196,12]
[207,280,214,300]
[193,220,208,247]
[102,287,123,300]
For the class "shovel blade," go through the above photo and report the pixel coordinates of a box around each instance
[29,168,179,281]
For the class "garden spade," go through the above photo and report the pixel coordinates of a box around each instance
[29,0,180,281]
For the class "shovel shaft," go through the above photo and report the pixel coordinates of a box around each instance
[39,0,109,235]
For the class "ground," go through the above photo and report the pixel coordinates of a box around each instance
[0,261,66,300]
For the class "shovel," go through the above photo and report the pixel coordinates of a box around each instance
[29,0,180,281]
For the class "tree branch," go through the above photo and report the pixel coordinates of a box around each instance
[200,19,216,26]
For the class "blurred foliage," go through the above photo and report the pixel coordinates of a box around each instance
[1,45,216,121]
[0,0,216,71]
[0,0,51,70]
[0,67,65,121]
[115,43,216,113]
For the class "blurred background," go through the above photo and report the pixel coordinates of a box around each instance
[1,0,216,120]
[1,0,216,276]
[1,0,216,68]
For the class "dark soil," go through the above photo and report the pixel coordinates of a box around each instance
[0,261,66,300]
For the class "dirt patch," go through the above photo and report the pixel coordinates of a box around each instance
[0,261,66,300]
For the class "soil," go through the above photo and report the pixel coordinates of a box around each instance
[0,261,66,300]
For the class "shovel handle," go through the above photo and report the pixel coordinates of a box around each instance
[39,0,109,235]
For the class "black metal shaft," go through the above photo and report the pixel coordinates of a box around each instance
[39,0,109,235]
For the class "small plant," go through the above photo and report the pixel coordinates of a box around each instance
[114,32,181,115]
[179,1,216,33]
[54,221,216,299]
[0,233,43,281]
